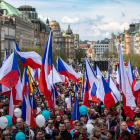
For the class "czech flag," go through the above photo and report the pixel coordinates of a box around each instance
[119,45,136,118]
[39,28,53,108]
[22,86,36,129]
[56,57,80,83]
[15,42,42,69]
[34,68,40,82]
[108,75,122,102]
[0,52,19,88]
[127,60,137,98]
[83,79,89,107]
[85,57,98,101]
[91,83,98,103]
[97,76,116,109]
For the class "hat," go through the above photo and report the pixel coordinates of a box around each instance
[108,130,115,137]
[137,120,140,124]
[100,113,105,117]
[91,114,98,119]
[121,130,129,137]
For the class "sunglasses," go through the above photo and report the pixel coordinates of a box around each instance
[48,122,53,124]
[76,125,80,126]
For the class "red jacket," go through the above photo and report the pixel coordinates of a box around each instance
[118,133,136,140]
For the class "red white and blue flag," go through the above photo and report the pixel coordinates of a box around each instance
[56,57,80,83]
[127,60,137,98]
[22,86,36,129]
[85,57,98,102]
[39,29,53,108]
[0,52,19,88]
[97,76,116,109]
[119,45,136,118]
[108,75,121,102]
[15,42,42,69]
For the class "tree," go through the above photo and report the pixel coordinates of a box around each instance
[76,48,86,62]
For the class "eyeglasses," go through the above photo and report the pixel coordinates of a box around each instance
[48,122,53,124]
[76,125,80,126]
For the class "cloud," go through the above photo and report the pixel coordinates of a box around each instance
[61,16,80,23]
[88,29,101,37]
[102,32,110,37]
[61,15,105,24]
[110,0,121,4]
[57,5,68,9]
[38,14,52,22]
[91,22,129,32]
[121,12,125,17]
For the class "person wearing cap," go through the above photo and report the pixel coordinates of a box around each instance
[118,130,136,140]
[106,129,115,140]
[91,114,99,127]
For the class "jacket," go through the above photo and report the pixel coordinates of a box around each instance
[60,129,72,140]
[118,133,136,140]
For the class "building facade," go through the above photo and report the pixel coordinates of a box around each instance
[49,20,64,53]
[94,38,110,58]
[1,15,16,55]
[1,0,34,50]
[18,5,49,48]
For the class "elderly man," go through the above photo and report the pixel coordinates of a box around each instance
[11,118,30,140]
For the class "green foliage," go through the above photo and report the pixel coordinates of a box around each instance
[76,48,86,62]
[123,53,140,69]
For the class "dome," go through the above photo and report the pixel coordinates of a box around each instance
[66,25,73,35]
[49,20,60,27]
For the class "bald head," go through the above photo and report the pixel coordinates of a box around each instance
[17,118,24,129]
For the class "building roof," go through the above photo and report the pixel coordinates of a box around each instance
[49,20,60,26]
[30,18,49,32]
[66,25,73,35]
[79,44,87,48]
[88,48,93,53]
[1,0,22,16]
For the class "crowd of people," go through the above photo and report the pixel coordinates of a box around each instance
[0,66,140,140]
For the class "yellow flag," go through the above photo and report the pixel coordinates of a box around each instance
[27,66,33,93]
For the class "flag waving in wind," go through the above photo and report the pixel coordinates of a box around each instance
[0,52,19,88]
[119,45,136,118]
[56,57,80,83]
[39,28,53,108]
[15,42,42,69]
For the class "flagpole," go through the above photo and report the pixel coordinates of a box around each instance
[119,88,122,135]
[28,126,31,140]
[27,67,47,109]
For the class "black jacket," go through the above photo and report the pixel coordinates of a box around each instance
[60,129,72,140]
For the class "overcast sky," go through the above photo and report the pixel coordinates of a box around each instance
[5,0,140,41]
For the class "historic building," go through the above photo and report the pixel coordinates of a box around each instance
[1,15,16,55]
[62,25,75,63]
[18,5,49,48]
[0,0,34,50]
[49,20,64,53]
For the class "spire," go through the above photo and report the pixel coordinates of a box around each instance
[46,17,49,26]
